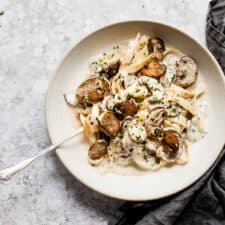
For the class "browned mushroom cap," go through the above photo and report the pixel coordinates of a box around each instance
[99,111,120,137]
[141,63,166,78]
[162,143,178,158]
[175,56,197,88]
[76,77,110,105]
[163,131,180,152]
[88,139,108,160]
[148,37,165,53]
[100,60,121,79]
[114,101,138,120]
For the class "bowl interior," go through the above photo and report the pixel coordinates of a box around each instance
[46,21,225,200]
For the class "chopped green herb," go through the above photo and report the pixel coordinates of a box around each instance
[103,52,107,56]
[136,88,141,93]
[127,93,132,99]
[172,108,177,113]
[0,11,4,16]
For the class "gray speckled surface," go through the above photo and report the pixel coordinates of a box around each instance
[0,0,209,224]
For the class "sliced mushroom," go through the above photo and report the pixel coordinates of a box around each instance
[88,140,108,165]
[141,63,166,78]
[148,106,167,126]
[127,123,147,143]
[139,76,164,101]
[163,130,180,153]
[76,77,110,105]
[145,123,163,139]
[155,130,181,163]
[175,56,197,88]
[114,100,138,119]
[126,83,149,101]
[121,130,135,152]
[148,37,165,53]
[109,136,132,166]
[148,37,165,60]
[132,144,163,170]
[99,111,120,137]
[100,60,121,79]
[101,95,115,111]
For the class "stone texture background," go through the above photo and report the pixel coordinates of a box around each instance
[0,0,209,224]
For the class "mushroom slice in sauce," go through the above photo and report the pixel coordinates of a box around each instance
[88,139,108,165]
[132,143,163,170]
[148,37,165,53]
[109,136,132,166]
[163,130,180,153]
[127,123,147,143]
[175,56,197,88]
[141,63,166,78]
[114,100,138,119]
[99,111,120,137]
[145,123,163,139]
[148,106,167,126]
[76,77,110,105]
[156,128,181,163]
[100,60,121,79]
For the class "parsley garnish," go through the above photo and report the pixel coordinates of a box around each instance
[136,88,141,93]
[172,108,177,113]
[0,11,4,16]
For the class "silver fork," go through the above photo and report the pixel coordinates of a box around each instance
[0,127,83,181]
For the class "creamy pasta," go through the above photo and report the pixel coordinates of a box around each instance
[64,34,206,170]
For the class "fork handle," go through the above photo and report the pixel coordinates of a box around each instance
[0,127,83,181]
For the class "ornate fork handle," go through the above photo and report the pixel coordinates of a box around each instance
[0,127,83,181]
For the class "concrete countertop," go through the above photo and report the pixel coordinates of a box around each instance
[0,0,210,224]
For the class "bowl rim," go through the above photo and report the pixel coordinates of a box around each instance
[45,20,225,201]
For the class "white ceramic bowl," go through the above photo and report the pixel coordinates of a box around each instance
[46,21,225,201]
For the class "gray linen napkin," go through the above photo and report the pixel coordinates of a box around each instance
[113,1,225,224]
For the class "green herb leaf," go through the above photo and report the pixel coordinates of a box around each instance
[172,108,177,113]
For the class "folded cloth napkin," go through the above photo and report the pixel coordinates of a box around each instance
[113,1,225,224]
